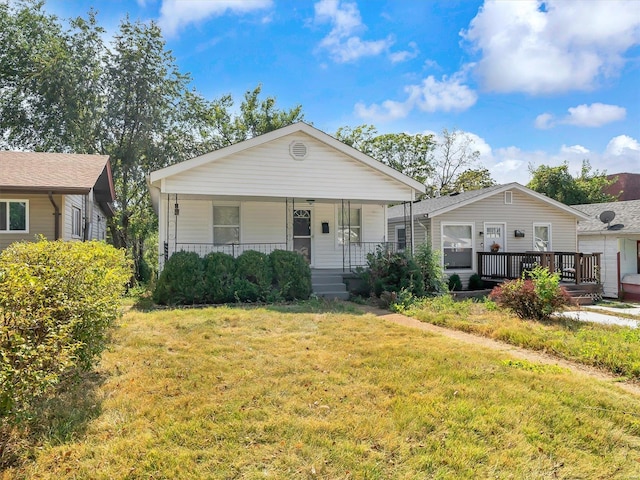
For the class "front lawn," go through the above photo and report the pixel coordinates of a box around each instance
[398,296,640,381]
[5,302,640,479]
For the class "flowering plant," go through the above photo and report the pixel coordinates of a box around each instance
[490,242,501,252]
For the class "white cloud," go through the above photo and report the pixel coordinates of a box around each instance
[462,0,640,94]
[535,103,626,129]
[314,0,394,62]
[534,113,555,130]
[427,132,640,185]
[565,103,626,127]
[355,74,477,121]
[158,0,272,37]
[389,41,419,64]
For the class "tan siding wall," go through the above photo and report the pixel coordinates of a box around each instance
[163,133,414,202]
[387,219,428,250]
[0,194,61,249]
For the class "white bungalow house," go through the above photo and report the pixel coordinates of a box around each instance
[574,200,640,300]
[147,123,425,287]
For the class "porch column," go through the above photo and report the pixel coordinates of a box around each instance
[410,200,415,255]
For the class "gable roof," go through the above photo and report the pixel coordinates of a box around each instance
[388,183,590,221]
[573,199,640,235]
[148,122,426,193]
[0,151,116,215]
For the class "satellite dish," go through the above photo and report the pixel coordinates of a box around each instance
[599,210,616,225]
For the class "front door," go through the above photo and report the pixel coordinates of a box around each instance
[293,209,312,264]
[484,223,505,252]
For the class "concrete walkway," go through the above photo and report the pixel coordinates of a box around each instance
[556,304,640,329]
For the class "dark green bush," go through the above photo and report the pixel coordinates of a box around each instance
[489,266,573,320]
[447,273,462,292]
[203,252,236,303]
[153,251,205,305]
[468,273,485,290]
[233,250,273,302]
[0,240,130,420]
[365,248,425,297]
[414,242,447,293]
[269,250,311,300]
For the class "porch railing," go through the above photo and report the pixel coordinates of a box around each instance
[477,251,601,284]
[345,242,398,270]
[172,242,287,258]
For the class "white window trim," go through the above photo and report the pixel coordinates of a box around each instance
[0,199,29,233]
[533,222,552,251]
[336,204,363,247]
[395,224,407,251]
[441,222,475,272]
[505,191,513,204]
[71,206,82,239]
[213,203,241,245]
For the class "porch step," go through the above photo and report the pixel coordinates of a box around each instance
[311,269,350,300]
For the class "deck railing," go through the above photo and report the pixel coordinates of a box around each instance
[477,251,601,284]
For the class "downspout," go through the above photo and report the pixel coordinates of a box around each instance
[48,192,60,240]
[83,194,90,241]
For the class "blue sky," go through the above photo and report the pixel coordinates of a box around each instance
[45,0,639,185]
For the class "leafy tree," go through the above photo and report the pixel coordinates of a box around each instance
[335,125,435,185]
[0,2,304,280]
[452,167,496,193]
[527,160,617,205]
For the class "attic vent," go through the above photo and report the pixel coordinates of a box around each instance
[505,191,513,204]
[289,141,308,160]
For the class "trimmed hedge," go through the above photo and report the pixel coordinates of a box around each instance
[153,249,311,305]
[0,240,130,420]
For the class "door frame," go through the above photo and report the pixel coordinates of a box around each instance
[292,207,314,267]
[483,222,507,252]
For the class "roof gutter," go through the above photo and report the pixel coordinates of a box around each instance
[48,192,60,240]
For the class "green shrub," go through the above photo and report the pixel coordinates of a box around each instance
[489,266,573,320]
[153,251,205,305]
[269,250,311,300]
[203,252,236,304]
[468,273,484,290]
[365,248,424,297]
[414,242,447,293]
[447,273,462,292]
[234,251,273,302]
[0,240,130,420]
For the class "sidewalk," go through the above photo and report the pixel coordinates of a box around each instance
[556,303,640,329]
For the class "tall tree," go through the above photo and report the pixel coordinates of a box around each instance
[0,2,304,279]
[335,125,435,185]
[527,160,617,205]
[452,167,496,193]
[428,128,481,196]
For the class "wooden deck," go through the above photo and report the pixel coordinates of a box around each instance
[477,251,603,304]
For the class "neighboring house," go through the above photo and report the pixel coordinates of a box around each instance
[574,200,640,299]
[387,183,591,287]
[0,151,115,250]
[147,122,425,272]
[605,173,640,201]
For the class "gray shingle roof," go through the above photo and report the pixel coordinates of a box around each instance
[573,200,640,235]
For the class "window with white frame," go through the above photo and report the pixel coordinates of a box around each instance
[213,205,240,244]
[338,207,361,245]
[72,206,82,238]
[0,200,28,232]
[442,223,473,270]
[395,225,407,251]
[533,223,551,251]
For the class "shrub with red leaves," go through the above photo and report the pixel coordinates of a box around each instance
[489,267,573,321]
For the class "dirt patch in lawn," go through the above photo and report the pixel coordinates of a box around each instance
[358,304,640,397]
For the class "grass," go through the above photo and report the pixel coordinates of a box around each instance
[3,301,640,479]
[399,296,640,381]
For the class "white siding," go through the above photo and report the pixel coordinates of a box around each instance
[163,133,414,202]
[62,194,84,241]
[579,235,640,299]
[158,194,388,269]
